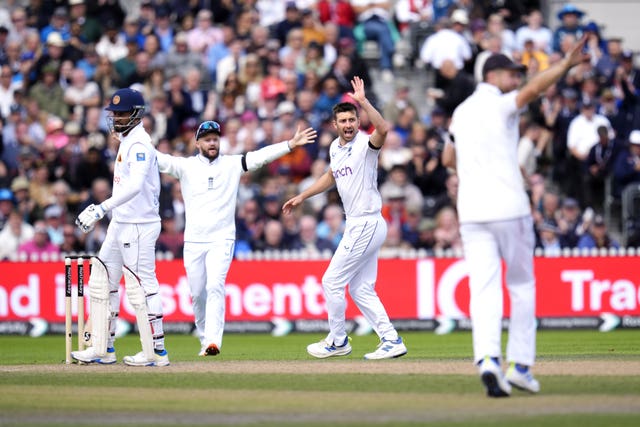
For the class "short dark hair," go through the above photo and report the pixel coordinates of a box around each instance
[332,102,357,120]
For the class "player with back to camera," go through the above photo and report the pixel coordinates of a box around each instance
[72,88,169,366]
[156,120,316,356]
[442,36,588,396]
[282,76,407,360]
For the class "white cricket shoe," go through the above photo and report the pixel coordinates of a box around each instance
[364,337,407,360]
[199,343,220,357]
[123,349,170,367]
[506,363,540,393]
[71,346,116,364]
[478,356,511,397]
[307,337,352,359]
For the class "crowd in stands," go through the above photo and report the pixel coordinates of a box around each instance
[1,0,640,261]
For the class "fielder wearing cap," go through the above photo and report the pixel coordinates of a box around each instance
[155,119,317,357]
[444,38,589,397]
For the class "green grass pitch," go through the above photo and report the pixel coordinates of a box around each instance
[0,330,639,426]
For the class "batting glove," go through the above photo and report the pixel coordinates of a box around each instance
[76,204,106,233]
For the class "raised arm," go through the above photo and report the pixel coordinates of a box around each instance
[516,36,588,109]
[245,126,317,171]
[348,76,391,148]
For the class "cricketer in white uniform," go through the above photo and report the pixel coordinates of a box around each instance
[72,88,169,367]
[445,39,588,397]
[283,77,407,360]
[156,120,317,356]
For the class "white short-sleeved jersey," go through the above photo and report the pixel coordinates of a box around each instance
[329,131,382,218]
[156,153,245,243]
[449,83,530,223]
[110,124,160,223]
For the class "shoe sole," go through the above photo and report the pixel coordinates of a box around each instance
[307,348,352,359]
[507,379,540,393]
[71,355,116,364]
[481,372,510,397]
[364,349,408,360]
[204,344,220,356]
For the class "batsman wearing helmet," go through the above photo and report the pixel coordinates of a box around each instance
[72,88,169,367]
[156,120,316,356]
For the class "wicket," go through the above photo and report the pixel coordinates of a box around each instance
[64,255,91,364]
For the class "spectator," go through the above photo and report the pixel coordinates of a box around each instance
[43,204,65,245]
[316,0,356,39]
[577,214,620,250]
[380,184,408,228]
[351,0,398,81]
[300,9,326,47]
[419,14,471,89]
[95,19,129,63]
[394,0,433,34]
[535,221,564,254]
[379,163,424,208]
[63,68,101,121]
[0,208,34,260]
[518,122,543,180]
[165,32,204,80]
[552,4,585,53]
[18,220,60,258]
[187,9,224,59]
[566,99,614,205]
[585,125,620,210]
[431,59,476,118]
[273,2,302,48]
[485,13,516,56]
[316,203,345,249]
[415,216,436,252]
[515,9,552,54]
[382,78,417,124]
[379,130,412,172]
[59,223,84,254]
[291,214,335,253]
[29,62,68,120]
[0,188,15,230]
[156,209,184,259]
[556,197,585,248]
[40,7,71,45]
[613,130,640,197]
[432,205,461,252]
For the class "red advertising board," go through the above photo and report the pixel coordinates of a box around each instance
[2,257,640,328]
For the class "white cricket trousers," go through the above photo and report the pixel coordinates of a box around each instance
[459,215,536,367]
[98,221,165,350]
[183,240,234,349]
[322,214,398,345]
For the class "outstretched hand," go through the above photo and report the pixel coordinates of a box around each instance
[565,35,590,68]
[348,76,367,104]
[288,126,317,149]
[282,195,304,215]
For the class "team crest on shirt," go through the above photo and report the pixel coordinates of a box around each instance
[136,153,145,161]
[208,177,214,189]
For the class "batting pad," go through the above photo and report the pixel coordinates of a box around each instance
[122,266,155,360]
[89,257,109,356]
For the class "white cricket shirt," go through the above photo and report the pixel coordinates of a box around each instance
[105,123,160,223]
[449,83,530,223]
[329,131,382,218]
[157,141,291,243]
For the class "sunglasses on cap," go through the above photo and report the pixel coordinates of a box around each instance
[195,120,221,140]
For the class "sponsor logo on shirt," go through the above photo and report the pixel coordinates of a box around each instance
[136,152,146,161]
[332,166,353,180]
[208,177,214,190]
